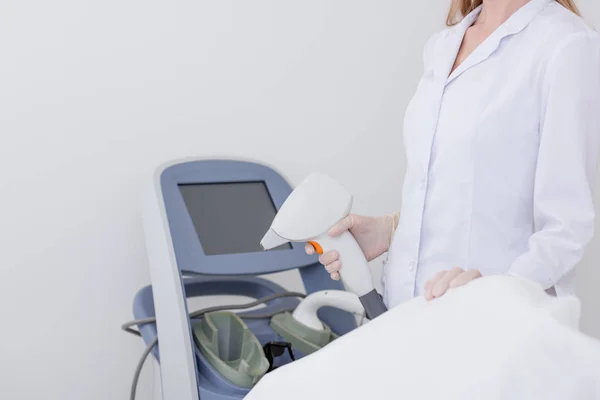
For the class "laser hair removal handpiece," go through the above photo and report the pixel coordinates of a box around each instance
[261,173,388,320]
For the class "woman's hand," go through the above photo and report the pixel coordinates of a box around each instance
[424,267,482,301]
[305,213,399,280]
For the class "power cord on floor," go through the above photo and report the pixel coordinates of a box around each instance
[122,291,307,400]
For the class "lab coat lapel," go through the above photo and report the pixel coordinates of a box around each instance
[434,8,481,85]
[415,12,482,184]
[446,0,552,85]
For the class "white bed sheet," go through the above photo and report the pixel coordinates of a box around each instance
[247,276,600,400]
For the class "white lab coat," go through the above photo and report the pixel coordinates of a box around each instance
[384,0,600,308]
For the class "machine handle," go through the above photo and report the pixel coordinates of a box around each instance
[311,231,375,297]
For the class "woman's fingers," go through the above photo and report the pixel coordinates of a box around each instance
[449,269,482,288]
[324,260,342,275]
[319,251,339,266]
[424,270,448,300]
[425,268,483,301]
[305,244,340,266]
[424,267,464,301]
[328,214,357,237]
[431,267,464,298]
[305,247,342,281]
[305,243,315,255]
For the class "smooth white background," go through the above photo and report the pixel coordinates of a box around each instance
[0,1,598,399]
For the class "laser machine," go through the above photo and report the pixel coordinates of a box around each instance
[128,159,362,400]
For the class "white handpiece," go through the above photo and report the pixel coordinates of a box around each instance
[292,290,365,330]
[309,231,373,297]
[260,173,387,319]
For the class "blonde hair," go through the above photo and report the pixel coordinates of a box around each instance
[446,0,581,26]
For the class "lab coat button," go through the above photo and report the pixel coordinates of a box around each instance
[408,261,416,271]
[419,179,426,189]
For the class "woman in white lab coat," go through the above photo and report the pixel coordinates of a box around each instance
[307,0,600,308]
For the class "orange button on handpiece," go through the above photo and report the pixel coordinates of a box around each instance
[307,241,324,255]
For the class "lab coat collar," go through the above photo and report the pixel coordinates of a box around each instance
[441,0,553,85]
[453,5,484,35]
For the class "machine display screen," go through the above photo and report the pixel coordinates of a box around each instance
[178,182,292,255]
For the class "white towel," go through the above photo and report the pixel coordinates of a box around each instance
[247,276,600,400]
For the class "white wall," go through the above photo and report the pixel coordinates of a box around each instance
[0,1,597,400]
[577,0,600,341]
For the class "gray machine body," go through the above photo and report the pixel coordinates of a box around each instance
[359,290,388,320]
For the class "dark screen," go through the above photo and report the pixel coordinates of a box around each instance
[178,182,292,255]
